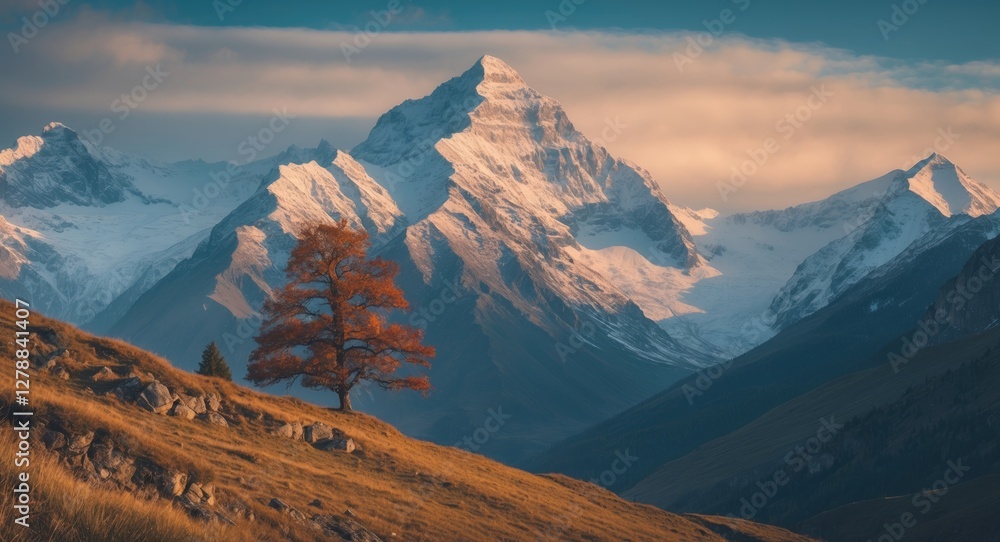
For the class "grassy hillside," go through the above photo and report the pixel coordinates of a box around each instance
[0,299,810,542]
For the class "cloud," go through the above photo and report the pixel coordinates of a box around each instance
[1,14,998,211]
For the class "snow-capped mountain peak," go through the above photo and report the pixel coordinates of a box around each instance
[896,152,1000,217]
[470,54,527,89]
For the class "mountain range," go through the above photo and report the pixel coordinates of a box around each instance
[2,55,999,471]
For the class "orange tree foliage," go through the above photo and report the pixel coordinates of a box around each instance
[246,220,433,412]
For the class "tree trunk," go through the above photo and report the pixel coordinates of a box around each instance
[337,388,353,412]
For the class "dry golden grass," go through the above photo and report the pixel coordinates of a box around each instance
[0,300,812,541]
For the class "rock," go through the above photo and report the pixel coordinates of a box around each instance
[51,365,70,380]
[205,393,221,412]
[273,421,304,440]
[90,366,117,382]
[269,498,290,513]
[272,423,294,439]
[162,471,188,497]
[41,430,66,450]
[184,482,205,503]
[111,376,144,401]
[202,483,216,506]
[171,404,197,420]
[304,423,334,444]
[178,394,208,415]
[66,431,95,455]
[137,381,173,414]
[309,499,323,509]
[311,514,384,542]
[316,438,356,453]
[202,412,228,427]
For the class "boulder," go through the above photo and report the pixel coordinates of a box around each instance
[41,430,66,450]
[202,412,228,427]
[310,514,384,542]
[111,376,144,401]
[66,431,94,455]
[162,471,188,497]
[178,394,208,415]
[202,484,216,506]
[51,365,70,380]
[205,393,221,412]
[316,438,356,453]
[269,498,290,513]
[184,482,205,503]
[171,404,197,420]
[273,421,304,440]
[137,381,173,414]
[90,366,117,382]
[303,423,334,444]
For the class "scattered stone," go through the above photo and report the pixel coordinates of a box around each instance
[184,482,205,503]
[111,376,143,401]
[309,499,323,509]
[202,412,228,427]
[171,404,197,420]
[163,471,188,497]
[202,484,216,506]
[66,431,95,455]
[311,514,384,542]
[269,498,290,513]
[51,365,70,380]
[304,422,334,444]
[205,393,221,412]
[137,381,173,414]
[316,437,356,453]
[90,366,117,382]
[41,430,66,450]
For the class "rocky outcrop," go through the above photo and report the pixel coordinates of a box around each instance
[137,381,173,414]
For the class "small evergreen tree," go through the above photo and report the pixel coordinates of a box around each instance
[197,341,232,380]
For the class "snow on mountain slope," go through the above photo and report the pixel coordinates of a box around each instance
[0,123,263,323]
[353,54,706,339]
[768,154,1000,329]
[106,56,711,464]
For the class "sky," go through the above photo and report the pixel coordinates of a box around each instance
[1,0,999,211]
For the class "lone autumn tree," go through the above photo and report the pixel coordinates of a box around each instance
[247,220,434,412]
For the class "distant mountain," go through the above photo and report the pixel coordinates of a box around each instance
[5,56,999,471]
[527,209,1000,490]
[0,123,263,323]
[101,56,713,463]
[618,236,1000,542]
[767,154,1000,329]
